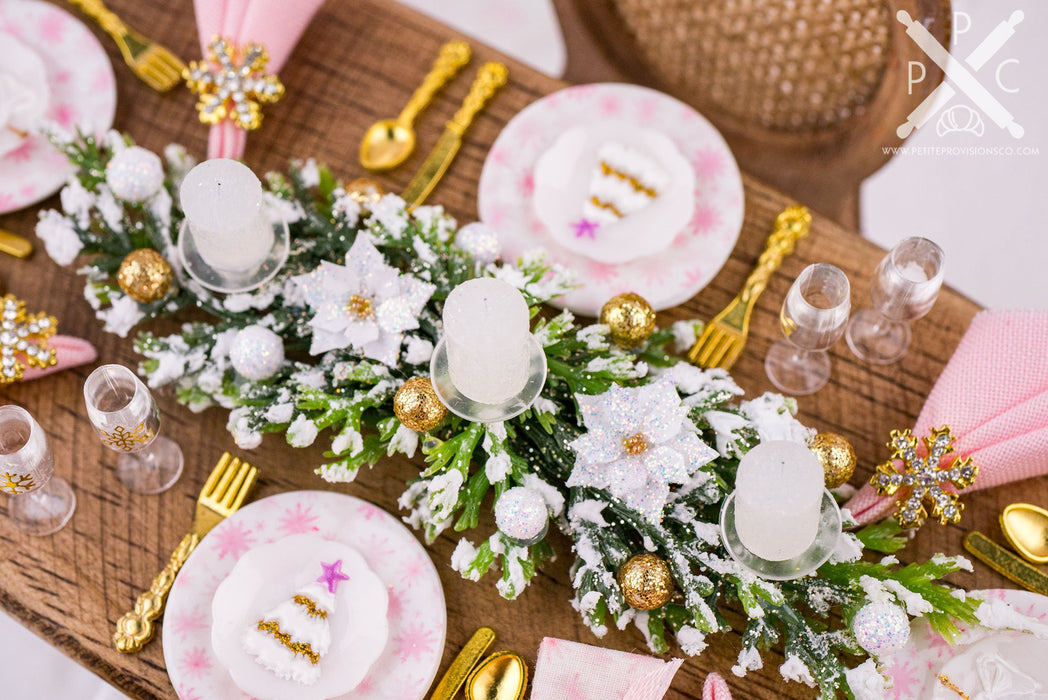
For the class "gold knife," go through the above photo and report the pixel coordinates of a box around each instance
[0,229,33,259]
[402,62,508,209]
[428,626,496,700]
[964,531,1048,596]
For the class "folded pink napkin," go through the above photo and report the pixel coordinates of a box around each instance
[20,335,97,381]
[531,637,683,700]
[192,0,325,159]
[703,673,732,700]
[847,310,1048,524]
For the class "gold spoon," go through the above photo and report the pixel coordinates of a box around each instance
[465,650,528,700]
[359,41,471,171]
[1000,503,1048,564]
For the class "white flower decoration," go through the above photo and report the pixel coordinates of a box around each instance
[293,236,434,365]
[567,378,717,523]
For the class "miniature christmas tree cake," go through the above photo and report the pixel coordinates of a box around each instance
[583,141,669,225]
[243,559,350,685]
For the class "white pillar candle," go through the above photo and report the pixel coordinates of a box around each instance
[443,278,531,404]
[179,159,273,272]
[734,441,824,561]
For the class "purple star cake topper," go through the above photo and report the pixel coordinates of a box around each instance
[571,217,599,239]
[317,559,350,593]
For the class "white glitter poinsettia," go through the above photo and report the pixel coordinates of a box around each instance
[568,378,717,523]
[293,236,434,365]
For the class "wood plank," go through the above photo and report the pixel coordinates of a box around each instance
[0,1,1042,699]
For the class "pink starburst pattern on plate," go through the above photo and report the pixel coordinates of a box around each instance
[637,97,659,124]
[38,12,65,42]
[400,554,428,583]
[925,630,953,659]
[599,96,622,116]
[0,194,13,210]
[394,621,438,663]
[489,147,509,166]
[169,606,208,639]
[694,147,726,180]
[51,103,75,128]
[210,519,256,560]
[683,266,706,287]
[357,502,381,520]
[19,184,35,198]
[277,502,319,535]
[521,172,535,197]
[690,204,722,235]
[179,646,212,679]
[386,585,406,620]
[884,658,920,699]
[176,684,202,700]
[53,69,71,84]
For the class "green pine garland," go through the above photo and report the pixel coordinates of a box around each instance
[36,131,1013,698]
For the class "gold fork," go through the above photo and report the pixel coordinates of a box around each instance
[67,0,186,92]
[688,206,812,370]
[113,452,259,653]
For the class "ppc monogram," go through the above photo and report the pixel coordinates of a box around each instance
[898,10,1024,140]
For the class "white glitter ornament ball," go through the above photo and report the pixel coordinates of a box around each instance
[454,222,501,265]
[229,325,284,381]
[852,602,910,656]
[106,146,165,202]
[495,486,548,543]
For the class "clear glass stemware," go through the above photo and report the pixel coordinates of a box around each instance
[84,364,183,494]
[846,237,945,365]
[765,263,851,396]
[0,405,76,536]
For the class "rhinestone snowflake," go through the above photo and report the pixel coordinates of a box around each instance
[1,471,36,494]
[99,423,154,452]
[870,426,977,529]
[0,293,57,384]
[184,36,284,131]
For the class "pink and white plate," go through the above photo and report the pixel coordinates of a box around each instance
[0,0,116,214]
[478,83,744,316]
[883,588,1048,699]
[164,491,447,700]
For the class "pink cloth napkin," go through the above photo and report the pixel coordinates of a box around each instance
[531,637,683,699]
[847,310,1048,524]
[703,673,732,700]
[20,335,97,381]
[192,0,325,159]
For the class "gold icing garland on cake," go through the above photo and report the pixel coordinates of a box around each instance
[293,594,328,619]
[257,620,320,664]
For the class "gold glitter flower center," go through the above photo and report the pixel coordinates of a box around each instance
[346,294,375,320]
[623,432,649,455]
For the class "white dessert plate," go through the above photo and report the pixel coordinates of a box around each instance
[0,0,116,214]
[164,491,447,700]
[478,83,744,316]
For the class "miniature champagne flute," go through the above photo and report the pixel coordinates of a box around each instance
[846,237,944,364]
[765,263,851,396]
[84,364,183,494]
[0,405,76,536]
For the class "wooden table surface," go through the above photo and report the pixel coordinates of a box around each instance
[1,1,1045,698]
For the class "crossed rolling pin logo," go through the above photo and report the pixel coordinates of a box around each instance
[898,9,1025,140]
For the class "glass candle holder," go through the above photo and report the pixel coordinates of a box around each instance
[846,236,944,365]
[84,364,183,494]
[765,263,851,396]
[0,405,76,536]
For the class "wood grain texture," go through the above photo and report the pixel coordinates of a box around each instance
[0,1,1043,699]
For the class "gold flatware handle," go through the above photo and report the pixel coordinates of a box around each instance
[739,205,812,304]
[398,41,472,127]
[429,626,496,700]
[0,229,33,259]
[964,531,1048,596]
[113,531,200,653]
[447,62,508,136]
[66,0,127,37]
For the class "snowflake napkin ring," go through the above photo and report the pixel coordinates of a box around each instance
[184,36,285,131]
[870,426,978,529]
[0,293,57,383]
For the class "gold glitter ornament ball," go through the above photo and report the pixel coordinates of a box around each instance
[117,249,174,303]
[600,292,656,348]
[810,432,857,488]
[618,553,674,610]
[345,178,386,208]
[394,377,448,432]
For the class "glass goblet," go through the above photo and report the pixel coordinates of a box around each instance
[846,236,944,364]
[84,364,183,494]
[0,405,76,536]
[765,263,851,396]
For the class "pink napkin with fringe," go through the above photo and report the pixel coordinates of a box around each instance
[530,637,683,699]
[20,335,96,382]
[846,310,1048,524]
[192,0,325,160]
